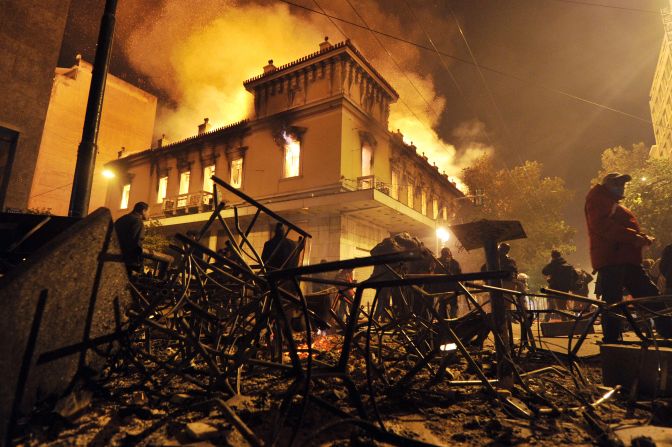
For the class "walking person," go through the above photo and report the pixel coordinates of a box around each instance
[585,172,671,342]
[542,250,578,320]
[436,247,462,319]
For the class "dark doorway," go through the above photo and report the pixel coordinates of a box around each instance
[0,127,19,210]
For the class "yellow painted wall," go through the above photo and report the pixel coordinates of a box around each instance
[29,60,156,215]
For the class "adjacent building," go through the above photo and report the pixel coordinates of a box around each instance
[0,1,72,211]
[28,56,157,215]
[104,39,464,278]
[650,0,672,159]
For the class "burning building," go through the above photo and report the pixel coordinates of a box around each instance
[103,39,464,276]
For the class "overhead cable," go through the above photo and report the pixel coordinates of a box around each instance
[278,0,657,126]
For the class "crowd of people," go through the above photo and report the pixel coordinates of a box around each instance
[114,170,672,341]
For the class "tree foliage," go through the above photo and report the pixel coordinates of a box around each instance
[595,143,672,256]
[461,156,576,289]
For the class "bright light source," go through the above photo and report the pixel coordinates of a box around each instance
[102,169,115,179]
[640,176,647,182]
[436,227,450,243]
[440,343,457,351]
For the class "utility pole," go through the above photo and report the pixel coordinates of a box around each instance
[68,0,118,218]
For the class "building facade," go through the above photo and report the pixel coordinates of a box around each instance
[650,0,672,159]
[28,56,157,215]
[104,39,464,279]
[0,1,72,211]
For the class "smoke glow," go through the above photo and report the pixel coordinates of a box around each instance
[119,0,493,179]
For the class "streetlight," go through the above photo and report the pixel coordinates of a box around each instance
[102,169,115,179]
[436,226,450,254]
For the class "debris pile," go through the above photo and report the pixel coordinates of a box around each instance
[6,178,672,446]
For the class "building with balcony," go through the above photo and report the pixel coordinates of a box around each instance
[650,0,672,159]
[103,39,465,276]
[28,56,157,215]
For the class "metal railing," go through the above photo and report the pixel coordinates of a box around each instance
[150,190,214,217]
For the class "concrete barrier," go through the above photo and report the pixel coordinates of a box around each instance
[0,208,132,445]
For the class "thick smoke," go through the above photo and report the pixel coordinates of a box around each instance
[119,0,491,179]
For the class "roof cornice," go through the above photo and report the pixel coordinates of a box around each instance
[243,40,399,101]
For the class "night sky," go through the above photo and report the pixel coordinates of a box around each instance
[59,0,667,266]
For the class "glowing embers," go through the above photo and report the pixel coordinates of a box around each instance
[281,131,301,178]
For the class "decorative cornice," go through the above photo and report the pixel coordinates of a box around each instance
[243,40,399,100]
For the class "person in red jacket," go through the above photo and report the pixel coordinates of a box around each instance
[585,172,671,341]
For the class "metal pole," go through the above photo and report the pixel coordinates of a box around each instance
[484,239,513,387]
[68,0,118,217]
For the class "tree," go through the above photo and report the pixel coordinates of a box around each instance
[594,143,672,256]
[461,156,576,289]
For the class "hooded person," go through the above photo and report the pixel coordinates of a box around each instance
[585,172,671,341]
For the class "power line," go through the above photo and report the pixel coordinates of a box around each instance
[544,0,658,14]
[343,0,443,121]
[316,0,459,167]
[446,3,511,138]
[277,0,658,127]
[311,0,348,40]
[400,0,496,150]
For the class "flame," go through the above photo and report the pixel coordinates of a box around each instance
[119,0,493,179]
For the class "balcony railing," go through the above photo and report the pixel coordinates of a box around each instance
[355,175,390,195]
[149,191,214,218]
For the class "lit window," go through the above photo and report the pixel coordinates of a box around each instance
[432,198,439,219]
[179,171,190,195]
[361,143,372,177]
[391,171,399,199]
[442,206,448,220]
[421,190,427,215]
[203,165,215,193]
[157,176,168,204]
[407,181,414,208]
[178,171,190,207]
[120,184,131,209]
[230,158,243,189]
[283,133,300,178]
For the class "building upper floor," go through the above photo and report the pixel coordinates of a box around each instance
[103,39,463,223]
[649,0,672,159]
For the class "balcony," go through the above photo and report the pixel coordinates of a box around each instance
[355,175,390,195]
[149,191,214,218]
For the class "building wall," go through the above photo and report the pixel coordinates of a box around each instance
[28,59,157,215]
[650,1,672,159]
[0,0,72,210]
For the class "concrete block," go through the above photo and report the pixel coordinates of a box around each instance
[601,343,672,397]
[0,208,132,444]
[540,319,595,337]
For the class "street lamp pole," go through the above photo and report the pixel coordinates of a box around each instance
[68,0,118,218]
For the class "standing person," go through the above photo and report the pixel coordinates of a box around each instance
[436,247,462,319]
[334,268,355,323]
[542,250,578,320]
[585,172,671,342]
[660,243,672,294]
[571,267,594,297]
[261,223,298,271]
[114,201,149,275]
[571,267,594,312]
[497,243,518,278]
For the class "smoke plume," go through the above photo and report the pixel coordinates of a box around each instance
[118,0,492,179]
